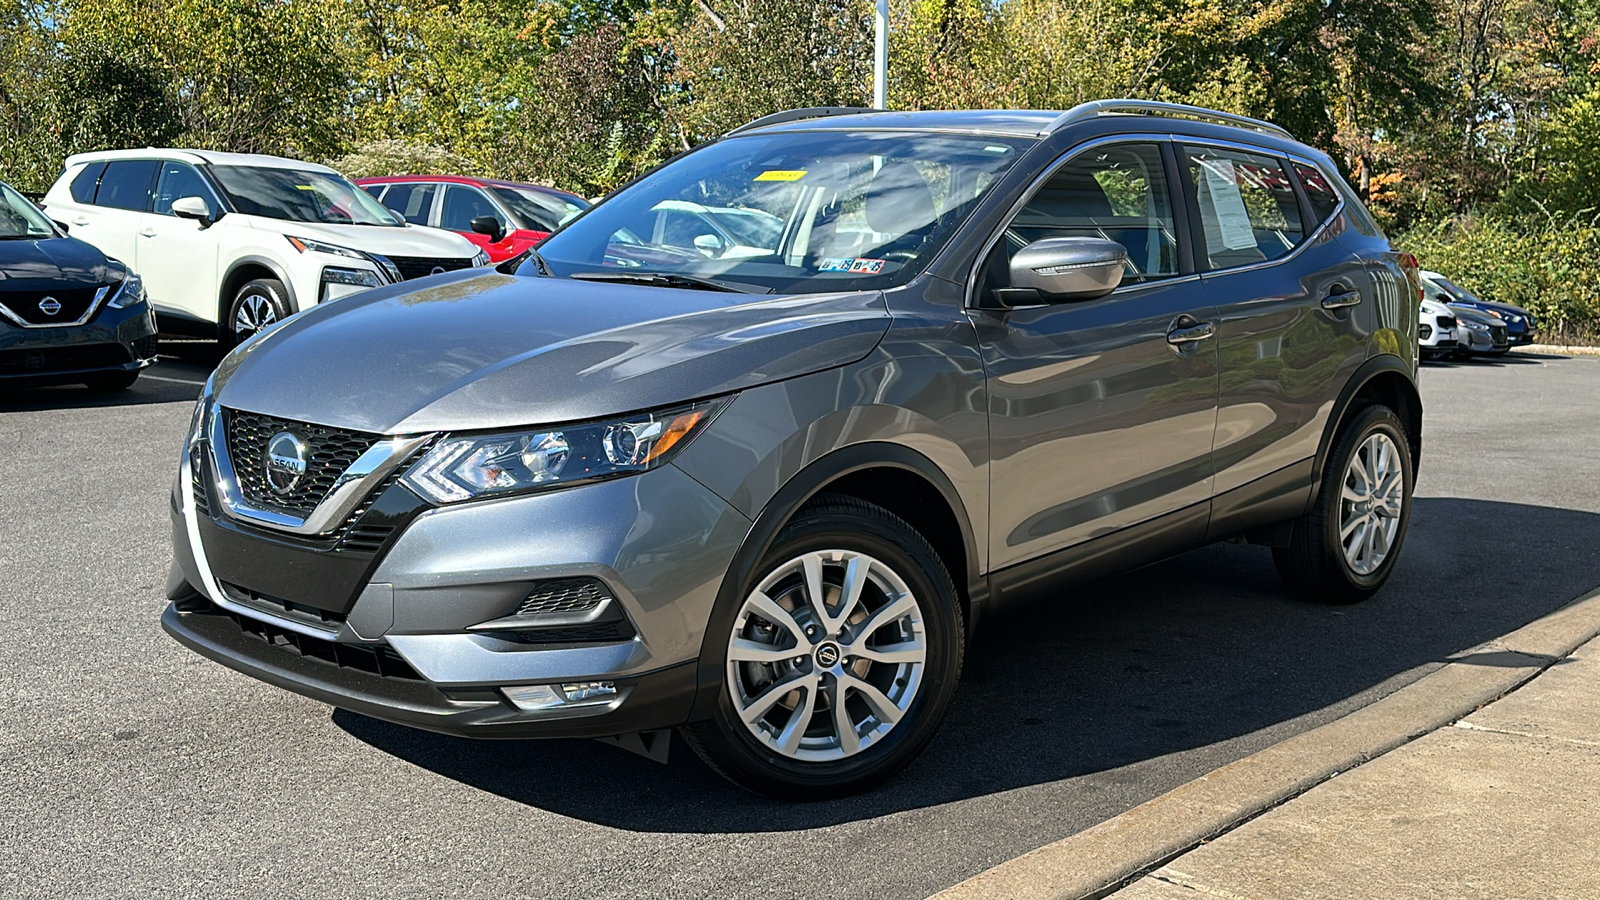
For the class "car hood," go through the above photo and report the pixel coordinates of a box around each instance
[1449,306,1500,325]
[0,235,122,290]
[237,217,478,258]
[213,270,890,434]
[1419,298,1452,318]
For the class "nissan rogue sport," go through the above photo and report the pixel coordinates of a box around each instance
[163,102,1422,799]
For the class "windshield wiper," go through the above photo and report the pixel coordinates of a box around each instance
[569,271,769,294]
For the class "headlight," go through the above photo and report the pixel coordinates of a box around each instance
[108,274,145,309]
[1462,320,1489,332]
[403,397,730,504]
[472,248,491,267]
[286,235,364,259]
[322,266,383,287]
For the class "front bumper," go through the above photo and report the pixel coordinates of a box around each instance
[168,452,752,739]
[0,301,157,385]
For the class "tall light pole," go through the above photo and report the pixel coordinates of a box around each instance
[873,0,888,109]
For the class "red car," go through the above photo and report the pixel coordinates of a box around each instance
[355,175,589,263]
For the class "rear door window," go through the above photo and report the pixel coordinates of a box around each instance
[95,160,159,212]
[1182,146,1304,270]
[69,162,107,204]
[379,183,437,225]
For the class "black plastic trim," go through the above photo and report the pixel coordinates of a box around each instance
[1309,353,1422,505]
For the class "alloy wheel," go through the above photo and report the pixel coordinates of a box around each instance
[725,550,926,762]
[233,293,278,337]
[1338,432,1405,575]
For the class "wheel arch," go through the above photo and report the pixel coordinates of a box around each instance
[1309,354,1422,509]
[219,256,299,331]
[688,442,985,722]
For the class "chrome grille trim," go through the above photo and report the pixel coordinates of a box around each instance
[208,404,433,536]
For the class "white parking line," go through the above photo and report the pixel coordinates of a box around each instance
[142,374,207,386]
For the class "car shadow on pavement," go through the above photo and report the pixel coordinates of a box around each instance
[0,339,217,412]
[334,496,1600,831]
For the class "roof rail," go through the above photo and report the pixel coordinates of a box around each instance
[726,107,879,136]
[1043,99,1292,139]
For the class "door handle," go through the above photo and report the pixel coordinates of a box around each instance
[138,227,157,238]
[1166,321,1215,344]
[72,217,89,226]
[1322,288,1362,309]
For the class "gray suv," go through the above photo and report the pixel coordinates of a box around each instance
[164,101,1422,799]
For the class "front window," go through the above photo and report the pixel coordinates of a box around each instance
[210,166,401,226]
[534,131,1033,293]
[0,182,56,239]
[490,186,588,233]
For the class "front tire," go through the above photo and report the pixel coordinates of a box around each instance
[683,494,963,799]
[1274,404,1413,604]
[224,278,289,349]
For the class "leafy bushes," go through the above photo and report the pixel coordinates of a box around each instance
[1400,214,1600,344]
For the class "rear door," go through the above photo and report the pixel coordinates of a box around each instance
[973,140,1220,569]
[137,160,223,321]
[1179,143,1370,535]
[69,159,157,273]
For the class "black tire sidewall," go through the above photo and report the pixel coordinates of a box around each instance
[225,278,289,347]
[690,496,963,799]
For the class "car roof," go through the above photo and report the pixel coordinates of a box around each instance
[354,174,585,200]
[63,148,338,173]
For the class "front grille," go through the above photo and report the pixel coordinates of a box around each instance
[0,285,108,325]
[0,342,130,375]
[388,256,475,281]
[515,577,611,617]
[1490,324,1507,344]
[224,409,380,516]
[1438,316,1457,329]
[494,620,637,644]
[222,605,424,681]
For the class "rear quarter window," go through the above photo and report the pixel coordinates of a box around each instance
[69,162,108,204]
[95,160,159,211]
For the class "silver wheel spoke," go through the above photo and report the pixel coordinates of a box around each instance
[850,593,917,645]
[852,639,925,666]
[1340,512,1364,540]
[775,680,818,753]
[801,552,829,628]
[729,638,797,665]
[842,673,903,725]
[739,672,811,725]
[829,681,860,756]
[744,589,808,646]
[835,555,869,629]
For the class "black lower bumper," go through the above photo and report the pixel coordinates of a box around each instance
[161,599,699,740]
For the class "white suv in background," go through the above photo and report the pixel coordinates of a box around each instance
[43,150,487,345]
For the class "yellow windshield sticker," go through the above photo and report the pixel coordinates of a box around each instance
[755,170,807,182]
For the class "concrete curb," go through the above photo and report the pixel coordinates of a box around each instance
[929,584,1600,900]
[1522,343,1600,356]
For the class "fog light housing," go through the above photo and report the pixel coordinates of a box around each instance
[503,681,618,711]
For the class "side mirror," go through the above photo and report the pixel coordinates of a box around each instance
[171,196,213,225]
[1005,237,1127,304]
[52,219,69,234]
[470,215,505,243]
[693,233,725,257]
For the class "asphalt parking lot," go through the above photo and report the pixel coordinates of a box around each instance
[3,347,1598,900]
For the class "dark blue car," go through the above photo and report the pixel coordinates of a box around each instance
[1420,270,1536,346]
[0,179,157,390]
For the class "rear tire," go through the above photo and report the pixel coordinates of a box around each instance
[1274,404,1413,604]
[224,278,289,349]
[683,494,963,800]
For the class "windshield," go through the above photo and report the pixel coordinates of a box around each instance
[0,183,56,239]
[490,186,588,232]
[1434,275,1482,304]
[535,131,1033,293]
[211,166,401,226]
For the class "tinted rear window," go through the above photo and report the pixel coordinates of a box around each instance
[69,162,107,204]
[96,160,158,211]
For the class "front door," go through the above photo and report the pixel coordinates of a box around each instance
[974,141,1220,570]
[137,161,222,320]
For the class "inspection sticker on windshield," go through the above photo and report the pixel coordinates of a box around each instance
[819,258,855,271]
[754,169,807,182]
[849,258,885,274]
